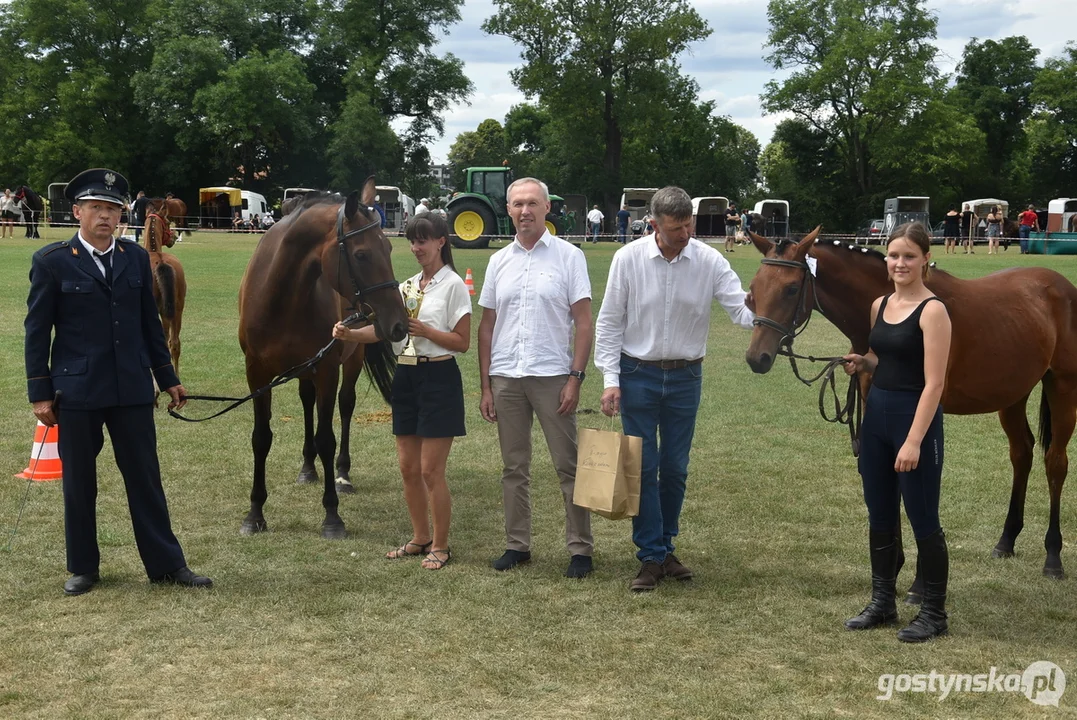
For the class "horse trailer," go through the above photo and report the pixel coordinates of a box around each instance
[752,199,789,237]
[691,196,729,237]
[883,196,929,236]
[620,188,659,224]
[48,182,74,226]
[1044,198,1077,233]
[375,186,415,236]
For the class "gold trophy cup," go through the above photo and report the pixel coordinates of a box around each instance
[399,279,424,366]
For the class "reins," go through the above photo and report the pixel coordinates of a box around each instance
[753,254,863,456]
[169,201,398,423]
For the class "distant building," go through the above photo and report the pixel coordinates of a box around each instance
[430,164,451,190]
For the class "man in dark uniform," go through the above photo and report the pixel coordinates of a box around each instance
[24,168,212,596]
[131,190,151,243]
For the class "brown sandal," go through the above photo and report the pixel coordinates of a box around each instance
[386,540,432,559]
[422,548,451,570]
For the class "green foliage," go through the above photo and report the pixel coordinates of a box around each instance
[1030,43,1077,200]
[446,120,509,189]
[763,0,939,205]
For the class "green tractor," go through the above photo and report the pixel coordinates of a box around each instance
[447,167,566,249]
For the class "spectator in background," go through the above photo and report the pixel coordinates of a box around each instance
[741,207,751,242]
[131,190,150,243]
[587,205,604,243]
[724,202,740,253]
[616,204,631,244]
[985,205,1002,255]
[942,204,960,255]
[959,203,976,254]
[1018,204,1039,254]
[374,195,387,228]
[231,211,244,233]
[415,198,431,217]
[251,214,261,233]
[1,188,17,238]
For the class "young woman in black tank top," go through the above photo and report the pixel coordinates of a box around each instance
[842,222,953,643]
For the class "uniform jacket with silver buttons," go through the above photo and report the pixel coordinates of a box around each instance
[25,234,180,409]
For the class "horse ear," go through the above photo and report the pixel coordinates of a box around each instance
[748,230,774,256]
[360,176,377,207]
[793,226,822,260]
[345,191,359,218]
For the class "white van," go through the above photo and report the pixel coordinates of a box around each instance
[240,190,269,222]
[620,188,659,223]
[375,185,416,236]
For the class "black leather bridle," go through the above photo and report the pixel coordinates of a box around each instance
[335,202,399,322]
[751,254,862,456]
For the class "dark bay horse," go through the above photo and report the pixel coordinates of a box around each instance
[238,179,407,538]
[143,213,186,373]
[744,228,1077,585]
[14,186,43,239]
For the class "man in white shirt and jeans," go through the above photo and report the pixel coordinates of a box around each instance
[594,186,755,591]
[587,205,604,242]
[479,177,595,578]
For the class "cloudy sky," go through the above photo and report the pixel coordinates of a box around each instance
[422,0,1076,164]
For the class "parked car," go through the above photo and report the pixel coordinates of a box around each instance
[855,219,884,244]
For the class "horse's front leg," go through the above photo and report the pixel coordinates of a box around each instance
[242,390,273,534]
[993,398,1035,559]
[296,378,318,485]
[335,348,363,495]
[315,364,345,539]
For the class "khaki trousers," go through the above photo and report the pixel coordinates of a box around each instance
[491,375,593,556]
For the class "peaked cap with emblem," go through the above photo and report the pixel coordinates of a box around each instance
[64,168,129,206]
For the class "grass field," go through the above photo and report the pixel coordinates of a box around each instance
[1,226,1076,718]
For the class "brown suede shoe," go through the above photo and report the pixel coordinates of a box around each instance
[661,553,694,581]
[629,561,665,592]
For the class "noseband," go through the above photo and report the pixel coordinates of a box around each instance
[335,203,399,322]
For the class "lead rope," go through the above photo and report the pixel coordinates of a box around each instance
[776,347,862,457]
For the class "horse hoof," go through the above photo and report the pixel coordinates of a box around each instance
[1043,566,1065,580]
[335,479,355,495]
[296,470,318,485]
[240,519,268,535]
[321,524,347,540]
[904,592,922,606]
[991,547,1015,559]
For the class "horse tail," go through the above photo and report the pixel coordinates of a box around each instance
[363,338,397,404]
[1039,374,1053,454]
[156,262,176,319]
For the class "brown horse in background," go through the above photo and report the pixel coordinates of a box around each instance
[148,197,190,237]
[238,178,407,539]
[744,228,1077,588]
[143,213,186,373]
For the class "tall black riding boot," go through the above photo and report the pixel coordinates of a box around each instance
[845,529,900,630]
[898,528,949,642]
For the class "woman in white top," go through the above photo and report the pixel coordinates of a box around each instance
[333,213,471,570]
[1,189,18,238]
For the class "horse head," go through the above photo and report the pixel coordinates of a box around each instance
[322,176,408,343]
[745,226,822,374]
[145,213,174,251]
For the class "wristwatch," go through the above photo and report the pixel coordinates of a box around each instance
[569,370,586,382]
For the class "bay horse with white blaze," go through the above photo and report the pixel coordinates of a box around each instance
[143,213,186,373]
[238,179,407,539]
[744,228,1077,586]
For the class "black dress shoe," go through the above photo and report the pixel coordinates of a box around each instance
[64,572,100,596]
[492,549,531,571]
[564,554,593,578]
[150,566,213,588]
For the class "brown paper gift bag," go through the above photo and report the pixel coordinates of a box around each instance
[572,427,642,520]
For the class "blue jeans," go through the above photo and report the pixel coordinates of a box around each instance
[1019,224,1031,253]
[618,224,628,243]
[619,356,703,563]
[591,222,601,240]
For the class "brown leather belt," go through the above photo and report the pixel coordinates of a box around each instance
[622,353,703,370]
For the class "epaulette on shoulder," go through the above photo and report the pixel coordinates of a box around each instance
[40,241,70,257]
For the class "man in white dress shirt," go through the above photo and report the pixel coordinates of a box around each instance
[594,186,755,591]
[478,177,595,578]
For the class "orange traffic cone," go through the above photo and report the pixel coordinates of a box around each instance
[15,421,62,482]
[464,268,476,296]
